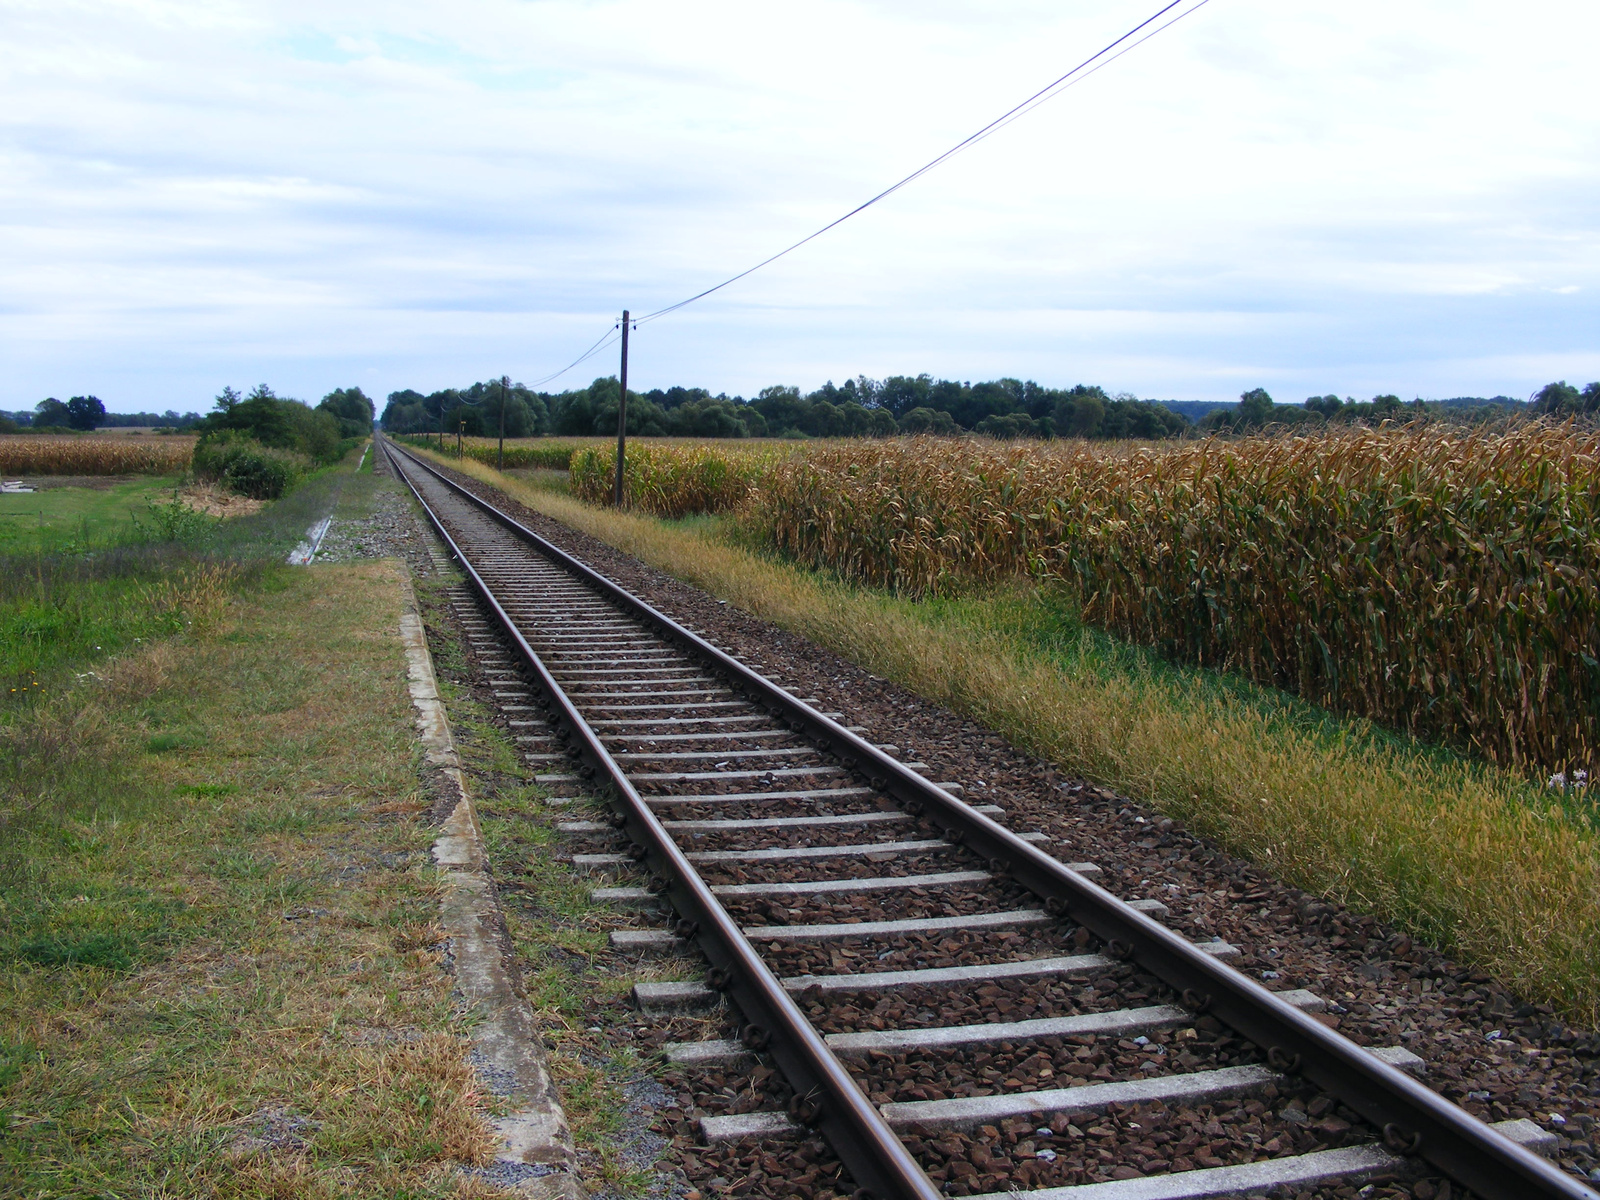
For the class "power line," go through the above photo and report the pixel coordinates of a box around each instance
[635,0,1212,325]
[521,0,1213,388]
[525,322,623,389]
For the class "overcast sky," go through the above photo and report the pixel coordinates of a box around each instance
[3,0,1597,413]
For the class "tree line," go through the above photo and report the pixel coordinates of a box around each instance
[9,374,1586,444]
[379,375,1193,440]
[381,375,1597,442]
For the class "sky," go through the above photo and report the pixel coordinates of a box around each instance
[2,0,1597,414]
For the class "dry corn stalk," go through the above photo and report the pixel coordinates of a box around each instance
[0,435,195,476]
[749,424,1600,773]
[571,443,780,517]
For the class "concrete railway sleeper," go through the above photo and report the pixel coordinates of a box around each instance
[381,439,1594,1200]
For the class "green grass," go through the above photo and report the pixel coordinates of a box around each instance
[0,448,369,698]
[502,466,571,494]
[0,475,185,555]
[0,560,508,1199]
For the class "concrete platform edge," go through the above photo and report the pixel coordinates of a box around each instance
[400,581,587,1200]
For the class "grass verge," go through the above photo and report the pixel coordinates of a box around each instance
[0,559,508,1199]
[416,448,1600,1025]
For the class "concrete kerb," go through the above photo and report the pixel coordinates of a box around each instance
[399,580,587,1200]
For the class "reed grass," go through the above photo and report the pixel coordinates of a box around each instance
[0,435,196,475]
[748,425,1600,774]
[418,446,1600,1022]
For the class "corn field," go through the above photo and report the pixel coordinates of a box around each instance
[0,436,195,476]
[571,443,779,518]
[747,425,1600,773]
[397,435,579,471]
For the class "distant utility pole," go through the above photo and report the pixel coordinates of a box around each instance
[498,375,509,471]
[438,401,445,448]
[614,311,630,506]
[457,421,464,455]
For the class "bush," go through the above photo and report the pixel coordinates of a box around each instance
[192,431,308,499]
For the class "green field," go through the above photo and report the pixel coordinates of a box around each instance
[0,476,184,555]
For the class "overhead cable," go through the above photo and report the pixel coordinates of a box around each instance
[634,0,1213,325]
[526,323,623,389]
[520,0,1213,386]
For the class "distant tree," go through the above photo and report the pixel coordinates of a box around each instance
[646,385,714,411]
[318,386,376,437]
[751,385,808,436]
[1099,395,1188,439]
[975,412,1039,439]
[202,383,343,462]
[1054,391,1106,438]
[1370,394,1403,416]
[801,401,845,438]
[219,384,295,447]
[1305,394,1344,417]
[878,375,934,419]
[380,389,427,432]
[1534,380,1583,416]
[897,407,958,435]
[668,397,747,438]
[1238,388,1275,427]
[34,397,70,427]
[64,395,106,430]
[738,406,770,437]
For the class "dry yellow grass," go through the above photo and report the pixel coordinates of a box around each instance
[419,446,1600,1022]
[0,433,196,475]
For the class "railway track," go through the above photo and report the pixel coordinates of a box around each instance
[381,438,1595,1200]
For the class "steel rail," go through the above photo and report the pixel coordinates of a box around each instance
[382,438,1597,1200]
[382,439,939,1200]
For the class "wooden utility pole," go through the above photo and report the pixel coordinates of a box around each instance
[498,375,509,470]
[457,421,463,455]
[613,311,630,506]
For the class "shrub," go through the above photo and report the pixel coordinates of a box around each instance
[192,431,308,499]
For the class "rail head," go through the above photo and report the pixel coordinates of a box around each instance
[382,437,1599,1200]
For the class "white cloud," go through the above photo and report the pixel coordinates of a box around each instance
[0,0,1596,411]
